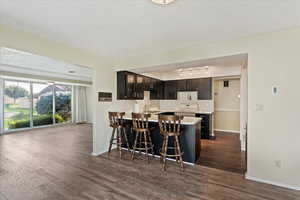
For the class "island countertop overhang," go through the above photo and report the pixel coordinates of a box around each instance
[123,113,202,125]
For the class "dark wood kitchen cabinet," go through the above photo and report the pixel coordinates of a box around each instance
[187,78,212,100]
[164,80,177,99]
[176,79,187,91]
[117,71,212,100]
[117,71,164,100]
[117,71,143,100]
[150,80,164,100]
[195,113,211,139]
[135,75,145,99]
[117,71,127,99]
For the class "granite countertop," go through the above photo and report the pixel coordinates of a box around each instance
[123,113,202,125]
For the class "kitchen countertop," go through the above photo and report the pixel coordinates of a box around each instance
[123,113,202,125]
[195,111,214,115]
[147,110,214,115]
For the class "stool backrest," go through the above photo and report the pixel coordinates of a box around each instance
[158,115,183,135]
[132,113,151,130]
[108,112,125,127]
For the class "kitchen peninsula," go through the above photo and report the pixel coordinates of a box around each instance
[123,113,202,164]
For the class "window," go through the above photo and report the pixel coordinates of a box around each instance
[1,79,73,133]
[4,80,31,130]
[55,85,72,123]
[32,83,54,127]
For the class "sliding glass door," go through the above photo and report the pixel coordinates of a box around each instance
[2,79,73,133]
[55,85,72,124]
[4,80,31,131]
[32,83,54,127]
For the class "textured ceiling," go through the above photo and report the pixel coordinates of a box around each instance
[1,0,300,58]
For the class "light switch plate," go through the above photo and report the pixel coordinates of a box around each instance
[256,104,264,111]
[272,86,278,95]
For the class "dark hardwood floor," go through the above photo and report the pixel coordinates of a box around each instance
[0,124,299,200]
[198,131,246,174]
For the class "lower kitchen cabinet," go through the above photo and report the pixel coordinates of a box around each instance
[195,113,211,139]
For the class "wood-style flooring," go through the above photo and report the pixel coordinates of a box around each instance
[0,124,299,200]
[198,131,246,174]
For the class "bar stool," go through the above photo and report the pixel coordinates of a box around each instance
[131,113,154,163]
[108,112,130,159]
[159,115,184,171]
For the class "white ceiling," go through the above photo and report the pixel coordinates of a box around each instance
[131,53,246,80]
[0,48,93,82]
[1,1,300,58]
[131,53,247,73]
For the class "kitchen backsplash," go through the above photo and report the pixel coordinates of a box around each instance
[110,99,213,114]
[133,99,213,113]
[158,100,213,113]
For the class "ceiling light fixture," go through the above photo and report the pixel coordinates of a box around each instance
[151,0,176,5]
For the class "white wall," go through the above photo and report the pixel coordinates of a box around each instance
[214,78,240,132]
[116,28,300,189]
[85,86,94,123]
[240,62,248,151]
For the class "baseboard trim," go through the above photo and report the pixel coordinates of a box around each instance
[214,129,240,134]
[246,175,300,191]
[91,150,108,156]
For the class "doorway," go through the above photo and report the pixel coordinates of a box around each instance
[198,77,246,174]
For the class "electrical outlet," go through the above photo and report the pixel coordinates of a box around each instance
[275,160,282,168]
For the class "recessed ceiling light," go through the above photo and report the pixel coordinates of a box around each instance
[151,0,176,5]
[68,70,76,74]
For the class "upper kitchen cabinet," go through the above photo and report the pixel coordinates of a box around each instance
[150,80,164,100]
[117,71,164,100]
[176,79,187,91]
[117,71,143,100]
[117,71,127,99]
[164,80,177,99]
[135,75,145,99]
[117,71,212,100]
[187,78,212,100]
